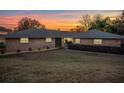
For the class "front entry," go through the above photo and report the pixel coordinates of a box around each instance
[55,38,62,47]
[64,38,74,43]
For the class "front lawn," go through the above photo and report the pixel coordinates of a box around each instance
[0,49,124,83]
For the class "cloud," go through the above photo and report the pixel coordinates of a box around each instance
[0,10,122,30]
[16,10,33,15]
[0,13,80,30]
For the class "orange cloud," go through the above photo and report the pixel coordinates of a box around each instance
[0,11,121,31]
[0,13,80,31]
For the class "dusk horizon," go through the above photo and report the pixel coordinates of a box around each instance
[0,10,122,31]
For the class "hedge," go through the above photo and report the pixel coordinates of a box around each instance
[67,44,124,54]
[0,42,5,49]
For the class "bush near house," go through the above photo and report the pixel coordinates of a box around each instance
[17,49,21,53]
[29,48,32,51]
[0,42,6,54]
[0,42,5,49]
[67,44,124,54]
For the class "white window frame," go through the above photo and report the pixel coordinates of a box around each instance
[20,38,29,43]
[46,38,52,43]
[94,39,102,45]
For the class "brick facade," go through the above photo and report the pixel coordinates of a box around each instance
[80,39,121,47]
[5,38,122,52]
[6,38,55,52]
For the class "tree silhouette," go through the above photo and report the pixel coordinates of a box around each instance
[79,14,92,32]
[90,14,105,31]
[15,17,46,31]
[117,11,124,35]
[75,12,123,35]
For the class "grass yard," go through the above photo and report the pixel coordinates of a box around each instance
[0,49,124,83]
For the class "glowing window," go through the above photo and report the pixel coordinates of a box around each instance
[64,38,73,43]
[75,39,80,44]
[46,38,52,42]
[20,38,29,43]
[94,39,102,44]
[0,38,5,43]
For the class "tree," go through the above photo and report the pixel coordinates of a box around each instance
[89,14,121,34]
[15,17,46,31]
[79,14,92,32]
[90,14,106,31]
[70,28,74,32]
[71,11,124,35]
[57,28,61,31]
[78,14,106,32]
[117,10,124,35]
[121,10,124,21]
[70,26,84,32]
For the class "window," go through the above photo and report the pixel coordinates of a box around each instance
[0,38,5,43]
[46,38,52,42]
[64,38,73,43]
[94,39,102,45]
[75,38,80,44]
[20,38,29,43]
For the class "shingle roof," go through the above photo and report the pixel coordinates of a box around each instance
[5,29,76,38]
[0,35,5,38]
[76,29,124,39]
[5,29,124,39]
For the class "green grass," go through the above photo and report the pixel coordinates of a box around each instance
[0,49,124,83]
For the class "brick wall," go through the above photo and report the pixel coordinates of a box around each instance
[6,38,55,52]
[80,39,121,47]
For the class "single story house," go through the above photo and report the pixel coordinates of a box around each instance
[5,29,76,51]
[4,29,124,52]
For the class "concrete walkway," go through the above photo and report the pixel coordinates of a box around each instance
[0,48,59,56]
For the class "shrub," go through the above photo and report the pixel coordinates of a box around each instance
[67,44,123,54]
[1,50,5,54]
[38,48,41,51]
[29,48,32,51]
[0,42,5,49]
[17,49,21,53]
[46,46,49,49]
[68,41,72,44]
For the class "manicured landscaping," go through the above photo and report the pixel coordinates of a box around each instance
[0,49,124,83]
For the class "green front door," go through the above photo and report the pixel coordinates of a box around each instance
[55,38,62,47]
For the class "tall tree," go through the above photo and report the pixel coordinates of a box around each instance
[87,13,122,34]
[90,14,106,31]
[15,17,46,31]
[79,14,92,32]
[117,11,124,35]
[72,12,123,35]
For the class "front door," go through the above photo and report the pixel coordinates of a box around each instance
[55,38,62,47]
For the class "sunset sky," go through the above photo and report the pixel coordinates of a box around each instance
[0,10,122,31]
